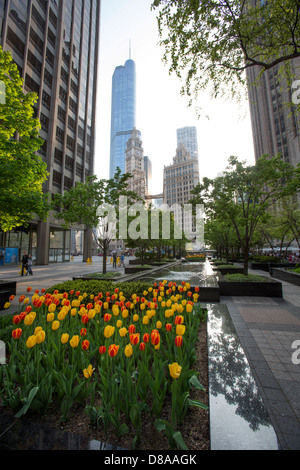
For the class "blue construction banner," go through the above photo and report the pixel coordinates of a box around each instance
[0,248,4,266]
[5,248,18,264]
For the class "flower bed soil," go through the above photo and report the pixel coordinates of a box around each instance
[1,322,209,451]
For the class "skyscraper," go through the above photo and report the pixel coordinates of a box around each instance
[176,126,199,159]
[0,0,100,264]
[163,142,200,249]
[125,127,146,200]
[247,60,300,168]
[109,58,136,178]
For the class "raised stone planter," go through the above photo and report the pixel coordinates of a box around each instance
[212,266,244,275]
[0,280,17,310]
[125,266,153,274]
[271,268,300,286]
[251,262,296,273]
[218,273,282,297]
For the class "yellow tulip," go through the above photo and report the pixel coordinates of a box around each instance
[121,308,128,318]
[133,314,139,322]
[4,302,10,309]
[103,302,109,309]
[61,333,69,344]
[70,335,80,348]
[119,327,127,337]
[48,303,56,313]
[95,304,101,313]
[24,314,34,326]
[70,308,77,317]
[83,364,94,379]
[186,303,193,313]
[35,330,45,344]
[26,335,36,348]
[88,309,96,319]
[177,304,184,314]
[47,312,55,322]
[72,299,80,307]
[169,362,182,379]
[116,319,122,328]
[57,310,66,321]
[52,320,60,331]
[142,315,149,325]
[176,324,186,336]
[34,326,43,335]
[23,297,29,304]
[124,344,133,358]
[156,321,162,329]
[104,325,115,338]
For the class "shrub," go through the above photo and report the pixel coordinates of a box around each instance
[224,273,268,282]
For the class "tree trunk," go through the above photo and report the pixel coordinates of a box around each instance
[102,242,108,274]
[243,241,249,275]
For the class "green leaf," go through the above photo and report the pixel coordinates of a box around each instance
[173,431,189,450]
[15,386,39,418]
[189,374,206,391]
[187,398,208,410]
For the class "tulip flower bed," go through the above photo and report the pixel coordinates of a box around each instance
[0,281,209,450]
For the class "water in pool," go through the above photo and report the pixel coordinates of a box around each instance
[138,260,217,286]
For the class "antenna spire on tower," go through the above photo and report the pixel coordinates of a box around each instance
[129,40,131,59]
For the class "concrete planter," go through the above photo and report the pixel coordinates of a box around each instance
[125,266,153,274]
[218,274,282,297]
[271,268,300,286]
[212,266,244,275]
[251,262,296,273]
[0,280,17,310]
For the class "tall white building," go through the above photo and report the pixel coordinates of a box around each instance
[125,128,147,200]
[163,143,200,249]
[176,127,199,159]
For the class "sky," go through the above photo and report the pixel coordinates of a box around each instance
[94,0,255,195]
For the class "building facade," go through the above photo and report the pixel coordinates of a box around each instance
[109,58,136,178]
[0,0,100,264]
[247,60,300,168]
[176,126,199,159]
[144,155,152,195]
[163,143,200,248]
[125,127,147,200]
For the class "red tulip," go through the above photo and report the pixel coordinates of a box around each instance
[175,335,183,347]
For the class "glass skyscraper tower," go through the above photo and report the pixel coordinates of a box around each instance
[109,58,136,178]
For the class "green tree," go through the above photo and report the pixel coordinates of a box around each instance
[151,0,300,105]
[54,169,142,273]
[190,155,300,274]
[0,47,49,231]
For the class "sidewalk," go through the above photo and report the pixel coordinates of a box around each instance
[0,256,127,310]
[222,267,300,450]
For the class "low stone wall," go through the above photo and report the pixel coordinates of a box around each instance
[271,268,300,286]
[218,274,282,297]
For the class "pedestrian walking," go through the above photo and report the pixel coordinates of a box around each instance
[27,255,33,276]
[21,252,28,276]
[120,253,125,267]
[113,252,117,268]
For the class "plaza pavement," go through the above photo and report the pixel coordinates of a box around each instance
[0,257,300,449]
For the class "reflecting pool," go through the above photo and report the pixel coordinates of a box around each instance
[137,260,217,287]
